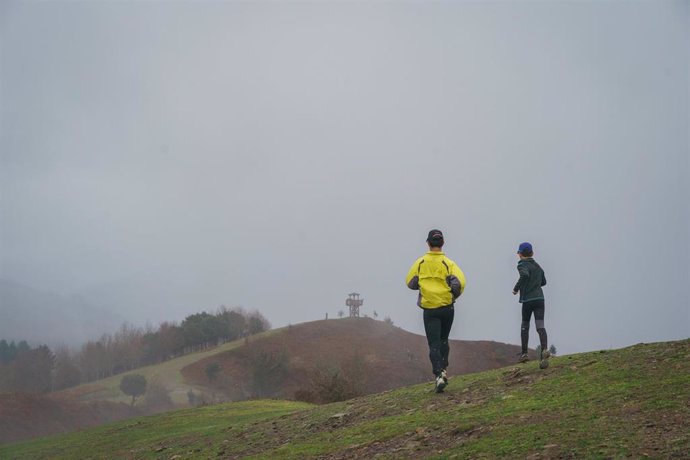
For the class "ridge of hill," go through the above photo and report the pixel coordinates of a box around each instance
[4,339,688,459]
[181,317,524,401]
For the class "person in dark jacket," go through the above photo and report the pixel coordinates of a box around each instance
[512,242,550,369]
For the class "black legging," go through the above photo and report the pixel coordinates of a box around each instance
[423,305,455,377]
[521,299,547,354]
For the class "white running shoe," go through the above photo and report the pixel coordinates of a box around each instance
[435,370,448,393]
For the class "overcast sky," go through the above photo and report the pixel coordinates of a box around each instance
[1,0,688,354]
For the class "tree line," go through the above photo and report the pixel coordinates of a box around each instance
[0,306,270,393]
[0,340,54,393]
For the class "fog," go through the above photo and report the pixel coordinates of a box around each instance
[1,1,688,354]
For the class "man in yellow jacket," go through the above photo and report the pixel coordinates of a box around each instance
[406,229,466,393]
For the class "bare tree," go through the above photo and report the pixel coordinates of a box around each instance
[53,345,81,391]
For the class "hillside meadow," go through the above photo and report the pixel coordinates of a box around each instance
[0,318,524,444]
[2,339,688,459]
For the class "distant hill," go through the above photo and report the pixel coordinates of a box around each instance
[0,279,126,346]
[182,317,526,401]
[72,276,191,326]
[4,339,688,458]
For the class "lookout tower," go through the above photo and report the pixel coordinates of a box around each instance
[345,293,363,318]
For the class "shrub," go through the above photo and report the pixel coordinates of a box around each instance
[187,388,197,406]
[205,362,221,382]
[306,365,361,404]
[249,350,288,397]
[141,377,174,412]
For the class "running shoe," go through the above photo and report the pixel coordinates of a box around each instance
[539,349,551,369]
[435,371,448,393]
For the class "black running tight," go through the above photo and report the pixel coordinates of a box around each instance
[423,305,455,377]
[521,299,547,354]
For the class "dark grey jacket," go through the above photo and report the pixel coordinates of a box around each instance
[513,258,546,303]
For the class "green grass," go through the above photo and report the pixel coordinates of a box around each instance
[2,400,313,459]
[3,339,689,459]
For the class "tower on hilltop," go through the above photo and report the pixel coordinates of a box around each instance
[345,292,363,318]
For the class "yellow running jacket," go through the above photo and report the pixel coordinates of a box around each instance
[406,251,466,309]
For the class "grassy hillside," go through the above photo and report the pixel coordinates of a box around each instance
[4,319,522,444]
[0,393,134,445]
[4,339,688,459]
[59,318,522,406]
[57,329,280,406]
[0,400,313,459]
[182,317,524,401]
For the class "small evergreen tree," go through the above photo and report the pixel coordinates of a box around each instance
[120,374,147,407]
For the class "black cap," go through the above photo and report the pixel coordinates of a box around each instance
[426,229,444,242]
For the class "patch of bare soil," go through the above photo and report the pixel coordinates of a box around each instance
[318,424,490,460]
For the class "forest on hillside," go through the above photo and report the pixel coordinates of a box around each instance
[0,306,269,393]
